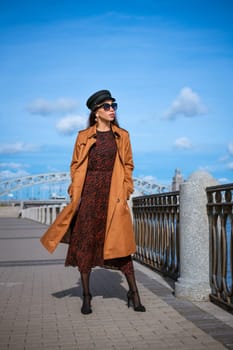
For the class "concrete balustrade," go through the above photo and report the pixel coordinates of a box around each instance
[22,204,67,225]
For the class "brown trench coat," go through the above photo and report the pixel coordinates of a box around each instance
[40,124,136,259]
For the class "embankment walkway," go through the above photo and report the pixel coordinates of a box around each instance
[0,216,233,350]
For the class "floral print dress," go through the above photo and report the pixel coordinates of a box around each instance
[65,130,133,275]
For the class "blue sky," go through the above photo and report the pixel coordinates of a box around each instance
[1,0,233,195]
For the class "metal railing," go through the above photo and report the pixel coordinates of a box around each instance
[20,178,233,313]
[132,191,179,280]
[206,183,233,311]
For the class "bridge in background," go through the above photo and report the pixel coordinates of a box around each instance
[0,172,172,199]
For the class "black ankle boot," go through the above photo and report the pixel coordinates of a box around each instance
[127,290,146,312]
[81,294,92,315]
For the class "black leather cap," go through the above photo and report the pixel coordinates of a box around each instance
[86,90,115,110]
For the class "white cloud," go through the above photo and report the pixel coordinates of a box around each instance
[228,142,233,155]
[164,87,208,120]
[56,115,87,135]
[227,162,233,170]
[174,137,192,149]
[0,162,28,169]
[218,155,229,162]
[218,177,229,184]
[140,175,158,182]
[0,143,38,154]
[0,162,30,180]
[0,169,30,179]
[26,97,79,116]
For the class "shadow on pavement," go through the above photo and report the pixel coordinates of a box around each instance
[52,268,128,302]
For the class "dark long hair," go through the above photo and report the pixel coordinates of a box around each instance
[87,110,120,127]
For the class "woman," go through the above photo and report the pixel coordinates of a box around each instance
[41,90,145,315]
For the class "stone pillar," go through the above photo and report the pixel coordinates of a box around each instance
[175,170,218,301]
[46,206,51,225]
[38,207,42,222]
[27,208,32,219]
[59,203,66,212]
[52,206,57,223]
[41,206,46,224]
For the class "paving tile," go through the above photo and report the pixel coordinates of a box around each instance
[1,218,233,350]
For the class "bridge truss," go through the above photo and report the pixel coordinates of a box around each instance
[0,172,169,199]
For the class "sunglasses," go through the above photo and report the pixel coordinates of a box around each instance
[97,102,118,111]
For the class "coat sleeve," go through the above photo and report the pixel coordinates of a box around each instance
[67,133,81,197]
[124,132,134,199]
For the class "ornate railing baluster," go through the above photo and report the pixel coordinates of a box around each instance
[206,183,233,311]
[132,191,179,280]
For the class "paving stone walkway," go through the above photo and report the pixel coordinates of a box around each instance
[0,217,233,350]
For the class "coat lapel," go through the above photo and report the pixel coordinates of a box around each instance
[77,125,97,165]
[112,125,124,164]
